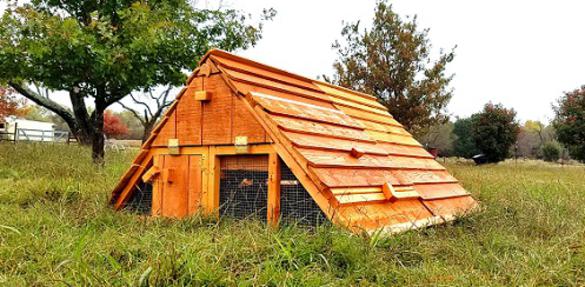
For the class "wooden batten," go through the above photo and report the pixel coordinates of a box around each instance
[195,90,211,101]
[267,153,281,226]
[141,166,160,183]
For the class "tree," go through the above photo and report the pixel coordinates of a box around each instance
[118,86,173,142]
[553,85,585,162]
[103,110,128,139]
[0,86,27,118]
[541,142,561,162]
[470,103,519,163]
[328,0,455,135]
[0,1,275,163]
[452,117,480,158]
[419,121,455,156]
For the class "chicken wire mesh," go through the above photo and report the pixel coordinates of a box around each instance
[219,155,269,221]
[125,182,152,215]
[279,159,328,226]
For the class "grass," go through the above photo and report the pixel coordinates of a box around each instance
[1,143,585,286]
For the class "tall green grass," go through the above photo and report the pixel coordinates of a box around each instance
[1,143,584,286]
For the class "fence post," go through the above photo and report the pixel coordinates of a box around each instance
[13,122,18,144]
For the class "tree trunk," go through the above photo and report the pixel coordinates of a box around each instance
[92,98,106,165]
[141,121,156,143]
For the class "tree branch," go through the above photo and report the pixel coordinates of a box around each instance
[8,81,77,128]
[118,101,147,125]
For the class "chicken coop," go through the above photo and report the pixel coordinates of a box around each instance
[110,49,477,234]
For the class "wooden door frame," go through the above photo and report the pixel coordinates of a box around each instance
[205,144,279,224]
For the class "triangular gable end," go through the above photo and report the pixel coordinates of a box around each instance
[110,49,478,235]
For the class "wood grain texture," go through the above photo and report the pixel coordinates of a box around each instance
[282,130,388,155]
[201,76,233,145]
[152,111,176,147]
[270,115,372,142]
[422,195,478,217]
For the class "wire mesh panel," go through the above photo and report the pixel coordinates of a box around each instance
[219,155,269,221]
[125,182,152,215]
[280,159,327,226]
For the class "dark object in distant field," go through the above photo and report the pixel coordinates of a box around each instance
[472,154,488,165]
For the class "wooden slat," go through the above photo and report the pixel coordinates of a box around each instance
[335,104,402,127]
[176,86,202,146]
[392,170,457,185]
[231,80,333,108]
[311,167,401,187]
[314,82,385,110]
[282,130,388,155]
[377,142,434,158]
[251,92,363,129]
[201,76,233,145]
[339,199,433,230]
[187,155,202,215]
[267,153,281,226]
[356,118,410,136]
[297,148,445,170]
[327,95,389,116]
[414,183,469,200]
[222,68,332,104]
[335,193,386,205]
[152,111,176,147]
[232,93,267,143]
[270,115,372,142]
[330,187,382,195]
[211,55,323,93]
[366,130,422,146]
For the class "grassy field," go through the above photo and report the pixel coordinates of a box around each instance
[1,143,584,286]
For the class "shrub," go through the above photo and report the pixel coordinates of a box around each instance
[553,85,585,162]
[541,142,561,162]
[452,118,480,158]
[470,103,519,163]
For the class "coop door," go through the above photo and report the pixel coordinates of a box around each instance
[219,155,269,221]
[152,155,202,218]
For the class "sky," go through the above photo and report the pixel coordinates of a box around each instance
[222,0,585,123]
[3,1,585,123]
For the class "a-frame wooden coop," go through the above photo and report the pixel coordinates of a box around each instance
[110,49,477,234]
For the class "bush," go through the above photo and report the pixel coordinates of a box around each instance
[541,142,561,162]
[452,118,480,158]
[470,103,519,163]
[553,85,585,162]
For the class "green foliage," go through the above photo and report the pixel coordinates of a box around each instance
[541,142,561,162]
[2,144,585,285]
[452,118,480,158]
[470,103,519,163]
[419,121,455,156]
[329,0,455,135]
[553,85,585,162]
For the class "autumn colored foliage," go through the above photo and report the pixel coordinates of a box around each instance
[103,111,128,138]
[554,85,585,162]
[0,87,26,118]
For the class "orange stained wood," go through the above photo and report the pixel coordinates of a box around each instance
[267,153,281,226]
[110,49,477,235]
[153,154,203,218]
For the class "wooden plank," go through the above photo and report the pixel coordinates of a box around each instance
[187,155,202,215]
[414,183,469,200]
[251,91,364,129]
[206,146,221,215]
[151,155,162,216]
[335,104,402,127]
[422,196,478,217]
[113,156,153,209]
[232,92,267,144]
[176,86,202,146]
[335,193,386,205]
[202,76,233,145]
[356,118,410,136]
[219,64,332,104]
[330,187,382,195]
[391,170,457,185]
[110,164,140,203]
[310,167,401,187]
[282,130,388,155]
[267,153,281,226]
[152,111,177,147]
[270,115,373,142]
[328,96,390,116]
[338,199,433,230]
[296,147,445,170]
[377,142,434,158]
[160,155,190,218]
[231,81,333,108]
[365,130,422,146]
[313,82,385,109]
[210,55,323,93]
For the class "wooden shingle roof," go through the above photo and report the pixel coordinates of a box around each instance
[203,50,477,233]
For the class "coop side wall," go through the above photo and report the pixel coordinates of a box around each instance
[150,72,269,147]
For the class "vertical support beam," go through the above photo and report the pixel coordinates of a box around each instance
[206,146,221,216]
[151,155,162,216]
[200,149,209,214]
[267,152,281,226]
